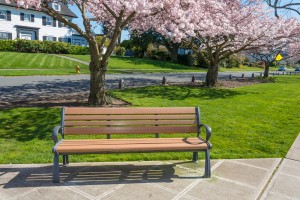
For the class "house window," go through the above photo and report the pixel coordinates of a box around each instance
[58,37,68,43]
[0,32,8,40]
[46,17,53,26]
[46,36,54,41]
[43,36,57,41]
[20,32,33,40]
[0,10,7,20]
[24,13,31,22]
[58,21,68,28]
[53,3,60,11]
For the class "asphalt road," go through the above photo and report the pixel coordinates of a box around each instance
[0,71,264,87]
[0,71,265,107]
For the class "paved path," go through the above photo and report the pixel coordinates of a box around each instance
[260,133,300,200]
[0,72,264,107]
[1,133,299,200]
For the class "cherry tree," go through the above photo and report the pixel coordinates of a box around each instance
[7,0,178,105]
[148,0,299,86]
[248,36,300,77]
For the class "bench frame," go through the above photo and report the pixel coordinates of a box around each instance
[52,107,212,183]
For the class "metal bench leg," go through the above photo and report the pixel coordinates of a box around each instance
[204,149,211,178]
[63,155,69,167]
[192,152,198,163]
[53,153,60,183]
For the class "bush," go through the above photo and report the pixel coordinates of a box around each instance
[115,46,126,56]
[14,39,43,53]
[0,40,15,51]
[178,53,194,66]
[0,39,90,55]
[68,45,89,55]
[195,52,209,68]
[42,41,69,54]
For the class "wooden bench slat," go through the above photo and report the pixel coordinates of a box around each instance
[64,120,196,126]
[56,138,208,154]
[64,114,195,121]
[65,107,196,115]
[64,126,198,135]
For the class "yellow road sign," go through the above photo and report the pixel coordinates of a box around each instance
[275,54,283,61]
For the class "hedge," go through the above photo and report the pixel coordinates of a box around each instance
[0,39,89,55]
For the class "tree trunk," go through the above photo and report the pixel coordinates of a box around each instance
[170,43,180,62]
[88,64,107,105]
[263,62,270,78]
[87,44,107,106]
[205,63,219,87]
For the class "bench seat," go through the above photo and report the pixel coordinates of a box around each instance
[51,107,212,183]
[54,138,208,154]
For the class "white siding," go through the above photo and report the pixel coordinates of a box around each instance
[0,5,73,41]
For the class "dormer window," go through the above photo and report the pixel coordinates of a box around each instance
[46,17,53,26]
[53,2,60,11]
[0,10,7,20]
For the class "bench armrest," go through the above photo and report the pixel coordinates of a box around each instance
[199,124,212,142]
[52,126,62,144]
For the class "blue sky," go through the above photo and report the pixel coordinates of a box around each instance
[69,5,130,42]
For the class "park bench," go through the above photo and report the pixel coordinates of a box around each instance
[52,107,212,183]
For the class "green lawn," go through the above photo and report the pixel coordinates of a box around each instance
[0,51,267,76]
[0,52,88,76]
[65,54,266,73]
[0,75,299,163]
[64,54,202,73]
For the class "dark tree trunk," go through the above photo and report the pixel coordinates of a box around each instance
[263,62,270,78]
[88,65,107,106]
[87,44,107,106]
[205,63,219,87]
[170,43,180,62]
[88,63,107,105]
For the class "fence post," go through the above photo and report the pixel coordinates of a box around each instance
[191,75,195,82]
[118,79,124,89]
[162,76,167,85]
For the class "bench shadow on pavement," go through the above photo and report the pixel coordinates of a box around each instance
[1,161,202,188]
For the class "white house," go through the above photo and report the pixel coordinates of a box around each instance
[0,0,87,46]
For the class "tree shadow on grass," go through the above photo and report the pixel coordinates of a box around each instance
[116,85,251,101]
[0,107,60,142]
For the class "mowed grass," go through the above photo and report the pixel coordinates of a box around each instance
[0,52,88,75]
[64,54,202,73]
[65,54,267,73]
[0,51,267,76]
[110,75,300,159]
[0,75,299,164]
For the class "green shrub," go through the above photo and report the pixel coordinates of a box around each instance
[68,45,89,55]
[0,40,15,51]
[42,41,70,54]
[115,46,126,56]
[0,39,89,55]
[178,53,194,66]
[195,52,209,68]
[14,39,43,53]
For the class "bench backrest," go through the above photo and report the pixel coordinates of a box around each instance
[61,107,201,138]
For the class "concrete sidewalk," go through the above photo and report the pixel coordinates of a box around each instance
[0,134,299,200]
[260,133,300,200]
